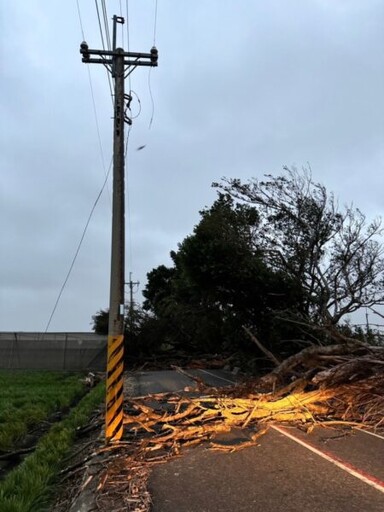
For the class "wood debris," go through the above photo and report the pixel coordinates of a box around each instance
[68,342,384,511]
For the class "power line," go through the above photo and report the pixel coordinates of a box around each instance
[76,0,85,40]
[125,0,132,92]
[86,64,112,209]
[125,125,134,272]
[42,0,115,333]
[94,0,107,50]
[119,0,124,47]
[124,0,133,272]
[148,68,155,129]
[42,159,113,335]
[77,0,112,204]
[94,0,114,104]
[148,0,158,128]
[153,0,158,46]
[101,0,112,50]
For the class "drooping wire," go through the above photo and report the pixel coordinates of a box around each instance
[148,68,155,129]
[129,90,142,120]
[42,159,113,335]
[42,1,114,334]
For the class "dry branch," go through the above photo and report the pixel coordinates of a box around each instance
[92,342,384,511]
[242,326,281,366]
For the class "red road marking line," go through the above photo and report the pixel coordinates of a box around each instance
[272,425,384,494]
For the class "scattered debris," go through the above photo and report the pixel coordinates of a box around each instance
[55,342,384,511]
[82,372,102,388]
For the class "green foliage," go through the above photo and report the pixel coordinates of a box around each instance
[91,305,162,357]
[91,308,109,335]
[0,381,105,512]
[93,169,384,361]
[142,194,302,356]
[0,372,86,451]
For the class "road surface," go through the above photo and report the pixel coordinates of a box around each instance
[129,369,384,512]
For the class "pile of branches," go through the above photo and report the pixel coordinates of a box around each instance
[125,342,384,445]
[94,341,383,511]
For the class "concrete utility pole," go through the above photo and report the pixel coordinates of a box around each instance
[80,15,158,442]
[127,272,140,330]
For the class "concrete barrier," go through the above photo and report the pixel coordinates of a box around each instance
[0,332,107,371]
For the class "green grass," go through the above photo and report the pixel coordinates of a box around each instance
[0,381,105,512]
[0,371,87,451]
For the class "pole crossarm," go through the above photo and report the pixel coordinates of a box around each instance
[80,43,158,68]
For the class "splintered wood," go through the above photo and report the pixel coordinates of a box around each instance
[123,343,384,456]
[94,343,383,511]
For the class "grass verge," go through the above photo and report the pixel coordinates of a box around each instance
[0,371,88,451]
[0,381,105,512]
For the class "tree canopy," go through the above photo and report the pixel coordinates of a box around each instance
[215,167,384,331]
[93,168,384,363]
[142,193,303,355]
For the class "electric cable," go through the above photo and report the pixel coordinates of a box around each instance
[148,68,155,129]
[126,0,132,89]
[148,0,158,129]
[42,159,113,335]
[86,64,112,209]
[77,0,112,205]
[119,0,124,47]
[94,0,107,51]
[124,0,134,274]
[125,125,134,274]
[42,1,114,334]
[153,0,158,46]
[129,90,142,120]
[95,0,114,104]
[101,0,112,50]
[76,0,85,40]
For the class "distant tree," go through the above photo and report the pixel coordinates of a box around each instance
[91,309,108,335]
[91,305,164,358]
[215,167,384,333]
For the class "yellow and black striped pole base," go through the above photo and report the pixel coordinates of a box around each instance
[105,334,124,442]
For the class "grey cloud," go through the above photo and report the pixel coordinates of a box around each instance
[1,0,383,330]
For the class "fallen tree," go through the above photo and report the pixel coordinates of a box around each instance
[123,343,384,455]
[59,342,384,512]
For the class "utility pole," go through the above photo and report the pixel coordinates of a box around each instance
[80,15,158,442]
[365,307,370,340]
[126,272,140,331]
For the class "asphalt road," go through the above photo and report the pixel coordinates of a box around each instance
[130,369,384,512]
[130,368,236,396]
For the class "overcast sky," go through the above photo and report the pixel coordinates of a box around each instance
[1,0,383,332]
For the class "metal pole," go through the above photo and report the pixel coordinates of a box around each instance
[105,48,125,442]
